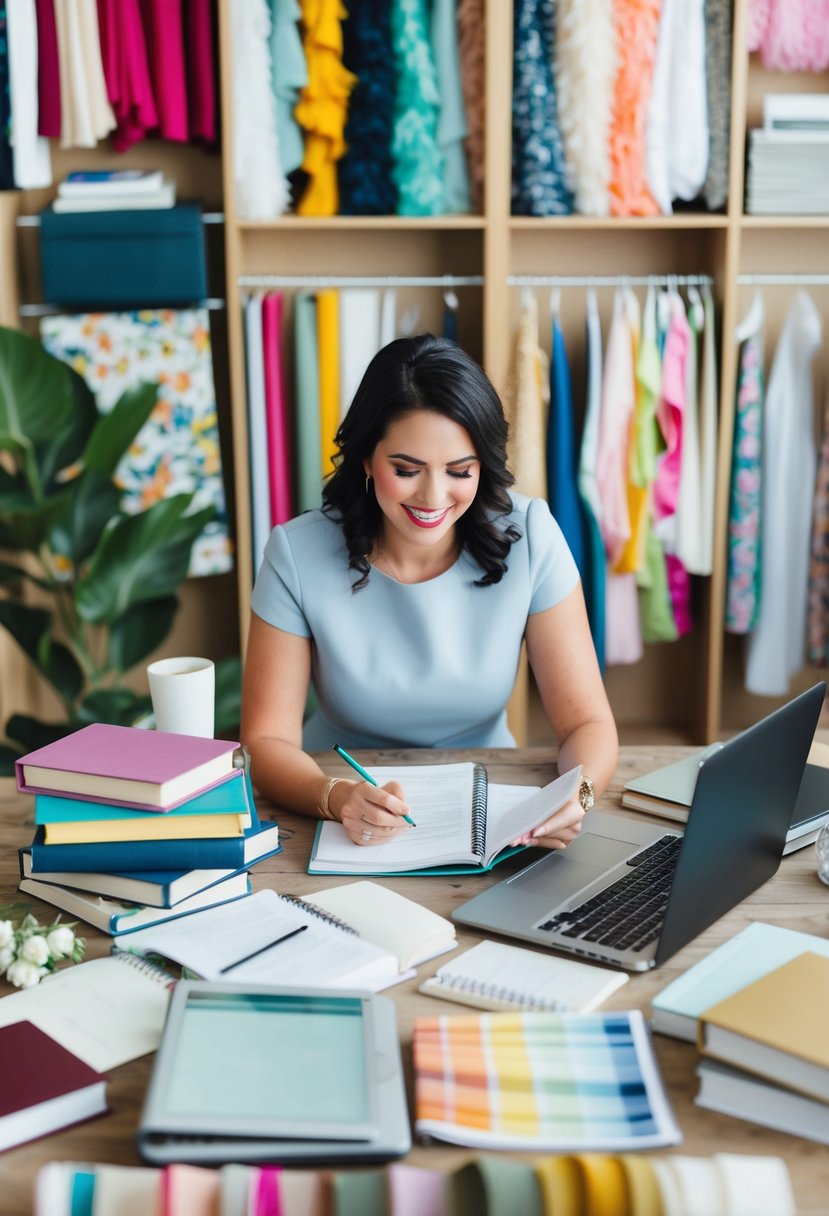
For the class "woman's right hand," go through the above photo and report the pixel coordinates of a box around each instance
[337,780,413,846]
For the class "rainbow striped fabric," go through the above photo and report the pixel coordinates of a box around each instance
[413,1010,681,1150]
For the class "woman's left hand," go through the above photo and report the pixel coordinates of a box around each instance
[510,797,586,851]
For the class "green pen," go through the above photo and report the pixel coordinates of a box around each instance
[332,743,417,827]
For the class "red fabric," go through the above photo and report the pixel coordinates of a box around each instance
[140,0,189,142]
[186,0,217,145]
[97,0,159,152]
[261,292,295,527]
[34,0,61,137]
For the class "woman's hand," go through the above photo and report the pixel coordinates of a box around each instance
[338,779,414,846]
[510,797,585,851]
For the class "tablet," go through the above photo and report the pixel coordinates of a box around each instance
[137,981,410,1165]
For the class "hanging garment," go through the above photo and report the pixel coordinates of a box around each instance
[667,0,709,202]
[317,289,340,479]
[186,0,217,146]
[269,0,306,176]
[0,3,12,190]
[339,289,381,416]
[725,319,765,635]
[140,0,189,142]
[554,0,616,216]
[808,401,829,666]
[638,522,679,642]
[231,0,290,220]
[746,291,823,695]
[511,0,573,216]
[652,292,691,540]
[697,285,719,574]
[244,294,272,568]
[504,293,548,500]
[613,288,647,575]
[748,0,829,72]
[547,315,586,577]
[442,293,458,342]
[595,289,635,566]
[7,0,52,187]
[607,0,660,217]
[294,291,324,513]
[631,284,662,515]
[702,0,731,211]
[262,293,294,527]
[391,0,444,216]
[41,309,233,577]
[296,0,357,217]
[97,0,158,153]
[380,287,397,346]
[606,571,644,664]
[675,289,708,574]
[54,0,115,148]
[578,288,607,668]
[34,0,60,138]
[456,0,484,211]
[431,0,471,214]
[339,0,396,214]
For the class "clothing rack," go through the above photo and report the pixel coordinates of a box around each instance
[15,213,226,227]
[507,274,714,288]
[237,274,485,289]
[736,274,829,286]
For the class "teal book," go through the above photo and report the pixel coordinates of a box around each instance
[34,770,249,825]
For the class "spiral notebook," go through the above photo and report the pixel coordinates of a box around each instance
[419,940,628,1013]
[308,763,580,876]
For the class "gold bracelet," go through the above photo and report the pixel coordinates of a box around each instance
[318,777,347,821]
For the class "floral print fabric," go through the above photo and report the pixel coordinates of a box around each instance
[725,335,764,634]
[512,0,572,215]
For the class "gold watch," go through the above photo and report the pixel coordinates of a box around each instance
[578,775,595,813]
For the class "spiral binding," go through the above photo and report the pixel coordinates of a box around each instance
[280,894,358,936]
[437,971,563,1011]
[113,950,177,986]
[470,763,488,859]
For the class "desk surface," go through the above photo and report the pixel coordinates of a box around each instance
[0,747,827,1215]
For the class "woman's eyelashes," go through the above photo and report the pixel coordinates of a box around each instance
[392,467,473,480]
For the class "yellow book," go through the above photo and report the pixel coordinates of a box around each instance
[43,812,250,845]
[698,951,829,1103]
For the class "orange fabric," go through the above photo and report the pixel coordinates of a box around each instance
[608,0,662,217]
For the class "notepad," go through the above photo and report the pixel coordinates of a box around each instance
[419,940,628,1012]
[308,763,579,875]
[305,882,456,970]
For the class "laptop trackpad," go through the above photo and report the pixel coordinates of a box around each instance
[509,835,633,898]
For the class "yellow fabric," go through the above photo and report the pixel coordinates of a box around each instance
[503,294,549,499]
[295,0,356,216]
[614,311,646,573]
[576,1154,631,1216]
[316,290,341,478]
[533,1155,583,1216]
[619,1156,662,1216]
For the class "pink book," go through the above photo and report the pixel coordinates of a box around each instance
[15,723,242,812]
[261,291,294,526]
[163,1164,221,1216]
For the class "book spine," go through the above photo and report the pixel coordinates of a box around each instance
[30,836,245,872]
[470,763,488,859]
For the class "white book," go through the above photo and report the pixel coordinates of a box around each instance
[696,1059,829,1146]
[52,181,176,213]
[58,169,165,196]
[419,939,628,1012]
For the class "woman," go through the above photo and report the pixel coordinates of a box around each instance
[242,334,617,848]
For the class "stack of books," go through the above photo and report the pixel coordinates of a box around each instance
[14,724,280,935]
[650,922,829,1144]
[745,94,829,215]
[53,170,176,213]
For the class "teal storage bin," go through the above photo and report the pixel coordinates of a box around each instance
[39,202,208,308]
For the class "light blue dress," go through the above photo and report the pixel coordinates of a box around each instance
[251,492,579,749]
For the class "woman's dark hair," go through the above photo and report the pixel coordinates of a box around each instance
[322,333,520,589]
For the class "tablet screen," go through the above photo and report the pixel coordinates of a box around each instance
[154,987,378,1141]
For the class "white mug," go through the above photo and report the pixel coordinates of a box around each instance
[147,656,215,738]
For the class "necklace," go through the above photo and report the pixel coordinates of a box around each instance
[377,549,404,583]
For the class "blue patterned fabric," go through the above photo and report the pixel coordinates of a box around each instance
[391,0,445,215]
[340,0,397,215]
[548,319,586,577]
[0,2,13,189]
[511,0,572,216]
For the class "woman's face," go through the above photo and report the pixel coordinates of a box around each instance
[365,410,481,551]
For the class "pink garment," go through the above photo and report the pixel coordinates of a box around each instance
[140,0,189,141]
[97,0,159,151]
[255,1167,283,1216]
[747,0,829,71]
[186,0,217,145]
[34,0,62,136]
[664,552,693,635]
[605,572,644,665]
[261,293,295,527]
[595,290,635,565]
[652,303,690,523]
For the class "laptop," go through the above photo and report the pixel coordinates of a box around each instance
[454,683,826,973]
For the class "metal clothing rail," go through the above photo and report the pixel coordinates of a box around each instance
[16,212,226,226]
[19,299,226,317]
[507,273,714,287]
[237,274,485,289]
[736,274,829,285]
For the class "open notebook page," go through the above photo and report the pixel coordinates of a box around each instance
[483,767,582,863]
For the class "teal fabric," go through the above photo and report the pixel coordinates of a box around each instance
[70,1172,95,1216]
[391,0,444,215]
[293,291,323,512]
[269,0,307,176]
[431,0,471,213]
[251,492,579,750]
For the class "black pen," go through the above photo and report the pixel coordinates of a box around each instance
[218,924,308,973]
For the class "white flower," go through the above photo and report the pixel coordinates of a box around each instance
[0,920,12,948]
[46,926,75,958]
[6,958,42,988]
[0,945,13,971]
[20,934,50,966]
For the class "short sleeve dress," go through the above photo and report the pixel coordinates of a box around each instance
[250,491,579,749]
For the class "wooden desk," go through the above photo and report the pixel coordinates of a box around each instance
[1,748,827,1215]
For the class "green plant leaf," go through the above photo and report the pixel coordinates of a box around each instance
[0,600,52,657]
[215,655,242,735]
[4,714,77,752]
[78,689,153,726]
[0,488,74,552]
[75,495,214,624]
[0,327,74,492]
[83,382,159,476]
[0,744,23,777]
[37,366,100,491]
[108,596,178,672]
[0,561,53,591]
[0,601,83,702]
[48,470,121,567]
[36,636,85,703]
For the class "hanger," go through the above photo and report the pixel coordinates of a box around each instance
[686,283,704,330]
[549,286,561,322]
[733,288,765,344]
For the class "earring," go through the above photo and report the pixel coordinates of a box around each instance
[365,475,372,494]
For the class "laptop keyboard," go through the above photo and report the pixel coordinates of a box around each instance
[536,834,683,953]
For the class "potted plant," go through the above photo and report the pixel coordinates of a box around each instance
[0,326,240,774]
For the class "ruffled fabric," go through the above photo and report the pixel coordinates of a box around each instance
[295,0,356,216]
[456,0,484,211]
[339,0,396,215]
[391,0,444,216]
[512,0,573,215]
[555,0,616,216]
[231,0,290,220]
[269,0,306,177]
[703,0,731,211]
[748,0,829,71]
[432,0,471,213]
[607,0,660,217]
[97,0,158,153]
